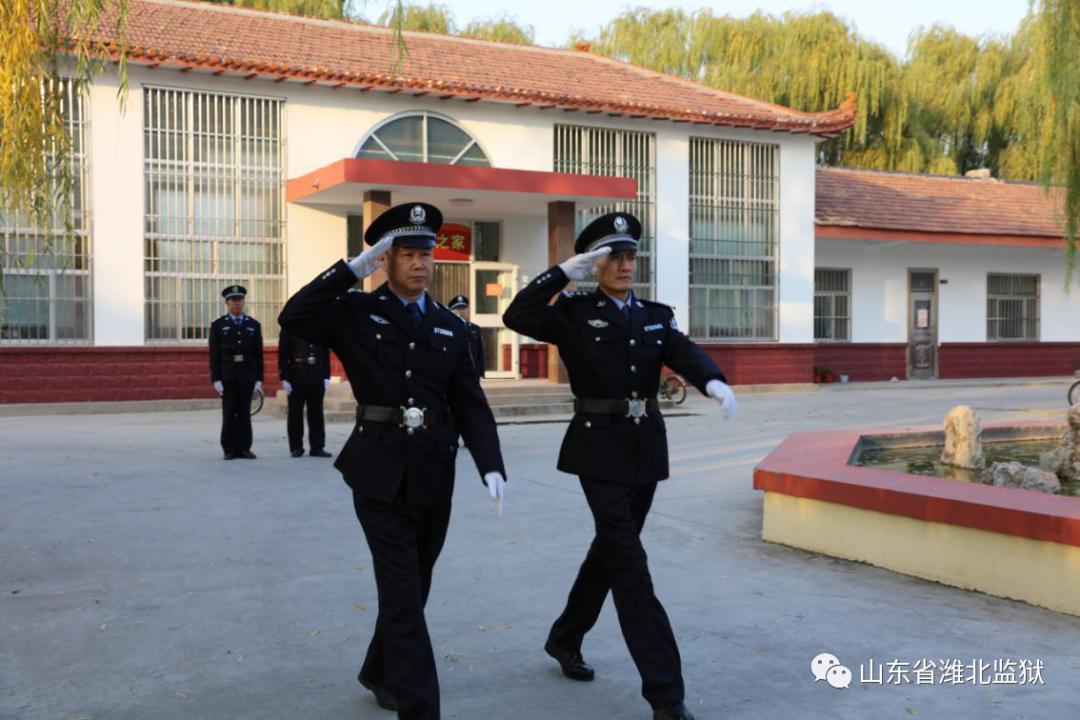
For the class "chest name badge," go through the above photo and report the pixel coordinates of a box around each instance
[643,323,663,332]
[369,314,390,325]
[434,327,454,337]
[587,319,609,328]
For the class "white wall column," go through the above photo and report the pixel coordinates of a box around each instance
[89,72,145,345]
[777,139,817,343]
[654,131,690,328]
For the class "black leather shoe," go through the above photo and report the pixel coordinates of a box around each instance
[358,674,398,712]
[653,704,696,720]
[310,448,332,457]
[239,450,257,459]
[223,452,238,460]
[544,640,595,681]
[291,448,304,457]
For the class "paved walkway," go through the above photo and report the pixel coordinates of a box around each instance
[2,380,1078,719]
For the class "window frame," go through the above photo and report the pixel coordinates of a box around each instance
[814,268,852,342]
[986,272,1040,342]
[353,111,491,166]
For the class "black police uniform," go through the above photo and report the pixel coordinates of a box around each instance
[209,286,263,458]
[278,203,505,720]
[503,213,725,714]
[277,328,331,454]
[447,295,485,381]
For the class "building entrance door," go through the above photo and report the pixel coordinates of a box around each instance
[471,262,518,378]
[908,269,938,379]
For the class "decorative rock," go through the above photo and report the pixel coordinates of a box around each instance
[1040,403,1080,481]
[988,461,1061,494]
[940,405,984,469]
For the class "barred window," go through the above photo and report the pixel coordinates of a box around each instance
[1,79,91,343]
[143,88,284,341]
[554,124,656,298]
[688,138,779,340]
[814,268,851,341]
[987,273,1039,340]
[357,112,489,166]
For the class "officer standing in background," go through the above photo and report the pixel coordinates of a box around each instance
[503,212,737,720]
[209,285,263,460]
[447,295,485,381]
[277,328,332,458]
[278,202,506,720]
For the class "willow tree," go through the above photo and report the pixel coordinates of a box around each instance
[0,0,127,303]
[377,2,453,34]
[585,9,903,167]
[460,15,535,45]
[206,0,354,18]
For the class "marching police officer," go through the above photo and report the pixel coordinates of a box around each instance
[277,328,332,457]
[447,295,485,381]
[278,202,506,720]
[209,285,263,460]
[503,212,737,720]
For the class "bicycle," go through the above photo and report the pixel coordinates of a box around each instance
[659,373,687,405]
[1069,377,1080,407]
[250,387,265,416]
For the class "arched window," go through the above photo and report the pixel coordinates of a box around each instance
[356,112,490,166]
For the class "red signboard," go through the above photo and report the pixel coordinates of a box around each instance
[434,223,472,261]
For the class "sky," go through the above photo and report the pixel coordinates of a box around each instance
[364,0,1032,58]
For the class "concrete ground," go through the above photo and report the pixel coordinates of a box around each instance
[2,379,1079,720]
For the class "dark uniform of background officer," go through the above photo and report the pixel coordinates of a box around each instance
[503,212,737,720]
[209,285,264,460]
[447,295,485,381]
[278,203,506,720]
[277,328,332,457]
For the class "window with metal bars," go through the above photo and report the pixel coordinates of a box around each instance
[553,124,656,298]
[814,268,851,341]
[143,87,285,342]
[1,79,92,343]
[688,138,779,340]
[987,273,1039,341]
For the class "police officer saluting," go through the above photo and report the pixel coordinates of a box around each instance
[503,212,737,720]
[209,285,263,460]
[447,295,485,381]
[278,202,506,720]
[277,328,332,457]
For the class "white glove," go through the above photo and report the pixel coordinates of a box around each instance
[706,379,737,421]
[213,380,224,396]
[348,236,394,280]
[483,472,506,518]
[323,378,331,390]
[282,380,292,395]
[558,247,612,281]
[254,381,263,395]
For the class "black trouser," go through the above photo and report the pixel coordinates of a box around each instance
[353,486,452,720]
[286,383,326,452]
[220,380,254,454]
[548,478,684,709]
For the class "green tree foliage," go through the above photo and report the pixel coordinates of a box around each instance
[461,15,535,45]
[206,0,355,19]
[377,2,453,34]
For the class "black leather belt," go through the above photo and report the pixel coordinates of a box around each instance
[574,397,659,418]
[289,357,317,365]
[356,404,444,429]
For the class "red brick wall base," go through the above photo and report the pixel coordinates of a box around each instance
[0,346,282,404]
[939,342,1080,379]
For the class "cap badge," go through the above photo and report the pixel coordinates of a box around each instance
[614,215,628,233]
[410,205,426,225]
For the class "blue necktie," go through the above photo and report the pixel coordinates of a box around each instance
[622,303,630,322]
[406,302,422,333]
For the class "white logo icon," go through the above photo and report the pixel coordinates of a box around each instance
[811,653,851,689]
[410,205,426,224]
[614,215,628,232]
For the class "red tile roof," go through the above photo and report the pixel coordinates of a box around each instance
[78,0,855,137]
[816,167,1067,239]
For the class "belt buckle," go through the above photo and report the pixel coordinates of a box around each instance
[626,398,646,419]
[307,356,316,365]
[233,354,244,362]
[401,406,426,429]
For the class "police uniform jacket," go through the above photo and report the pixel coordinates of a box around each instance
[278,261,505,505]
[463,319,485,380]
[209,314,264,385]
[278,329,331,386]
[503,265,726,485]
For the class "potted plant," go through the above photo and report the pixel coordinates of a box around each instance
[822,366,835,383]
[813,365,823,383]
